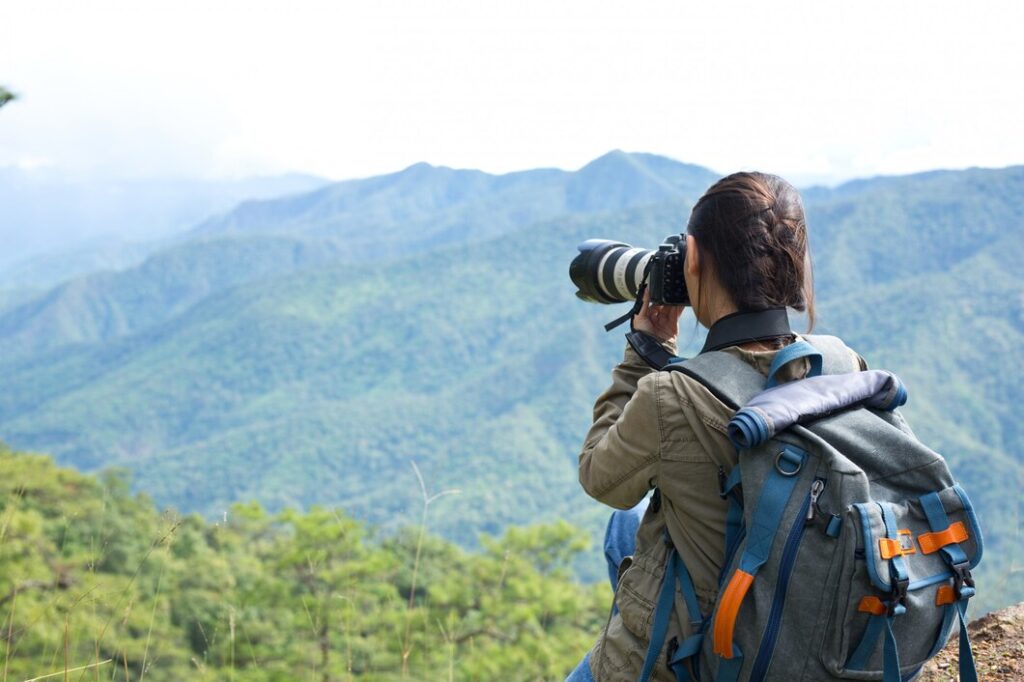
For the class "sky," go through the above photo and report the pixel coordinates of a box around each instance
[2,0,1023,186]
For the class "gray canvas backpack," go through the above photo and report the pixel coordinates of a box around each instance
[638,334,982,682]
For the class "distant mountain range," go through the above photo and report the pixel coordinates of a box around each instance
[0,169,329,284]
[1,151,1021,611]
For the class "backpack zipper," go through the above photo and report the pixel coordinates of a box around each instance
[748,477,825,682]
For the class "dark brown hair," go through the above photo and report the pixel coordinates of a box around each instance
[687,171,815,333]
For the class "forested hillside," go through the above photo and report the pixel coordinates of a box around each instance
[0,152,1021,612]
[0,446,606,680]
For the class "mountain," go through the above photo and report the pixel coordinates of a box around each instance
[0,153,1021,612]
[0,152,716,358]
[192,150,719,259]
[565,150,719,211]
[0,234,349,357]
[804,166,1024,300]
[0,170,330,281]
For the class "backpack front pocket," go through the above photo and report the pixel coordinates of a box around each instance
[819,484,982,679]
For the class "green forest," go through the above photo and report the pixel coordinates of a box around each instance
[0,445,607,680]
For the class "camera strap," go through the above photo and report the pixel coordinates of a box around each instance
[603,262,655,332]
[626,329,683,369]
[604,288,648,332]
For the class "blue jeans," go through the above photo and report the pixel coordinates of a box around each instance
[565,498,650,682]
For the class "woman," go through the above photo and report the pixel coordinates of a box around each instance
[566,172,867,681]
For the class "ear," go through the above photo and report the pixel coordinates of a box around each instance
[685,234,700,277]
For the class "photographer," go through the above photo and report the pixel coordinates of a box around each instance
[567,172,867,681]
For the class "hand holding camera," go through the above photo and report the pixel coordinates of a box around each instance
[632,287,685,346]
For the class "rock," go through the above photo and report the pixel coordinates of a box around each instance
[919,603,1024,681]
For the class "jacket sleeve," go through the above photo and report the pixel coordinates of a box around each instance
[579,343,664,510]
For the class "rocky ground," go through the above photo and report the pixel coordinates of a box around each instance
[919,603,1024,681]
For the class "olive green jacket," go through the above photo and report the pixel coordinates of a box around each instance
[579,335,867,681]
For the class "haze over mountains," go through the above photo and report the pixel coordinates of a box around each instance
[0,169,329,286]
[1,151,1021,611]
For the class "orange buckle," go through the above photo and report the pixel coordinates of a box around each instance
[935,584,956,606]
[878,529,917,559]
[858,596,887,617]
[918,521,968,555]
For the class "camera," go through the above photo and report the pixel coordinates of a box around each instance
[569,235,690,306]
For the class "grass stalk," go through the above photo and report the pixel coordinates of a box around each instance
[21,659,111,682]
[228,607,235,682]
[93,520,181,662]
[138,536,171,682]
[3,585,17,682]
[400,461,459,678]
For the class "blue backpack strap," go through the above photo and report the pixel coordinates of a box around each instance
[714,646,743,682]
[667,635,702,682]
[846,501,925,679]
[800,333,864,374]
[925,592,958,660]
[881,616,904,682]
[919,492,979,682]
[720,471,745,584]
[640,540,704,682]
[919,492,974,584]
[879,503,908,682]
[764,340,823,388]
[845,593,908,681]
[878,503,910,597]
[711,446,806,664]
[952,601,977,682]
[845,608,887,669]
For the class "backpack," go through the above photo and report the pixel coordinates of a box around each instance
[638,334,982,682]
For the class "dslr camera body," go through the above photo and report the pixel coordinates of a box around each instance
[570,235,690,306]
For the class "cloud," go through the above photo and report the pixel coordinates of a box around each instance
[1,0,1022,182]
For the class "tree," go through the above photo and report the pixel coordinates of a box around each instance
[0,86,15,109]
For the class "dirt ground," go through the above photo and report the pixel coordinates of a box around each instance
[918,603,1024,681]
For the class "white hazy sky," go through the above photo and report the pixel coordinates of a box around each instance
[2,0,1022,185]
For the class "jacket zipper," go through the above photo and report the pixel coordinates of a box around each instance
[748,478,825,682]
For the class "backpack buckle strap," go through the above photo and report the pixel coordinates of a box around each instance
[717,465,741,501]
[877,502,911,599]
[667,633,704,682]
[918,491,980,682]
[640,543,706,682]
[951,560,976,600]
[887,578,909,617]
[847,593,907,673]
[919,492,977,599]
[918,492,972,567]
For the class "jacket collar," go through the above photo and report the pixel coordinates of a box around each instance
[700,308,792,354]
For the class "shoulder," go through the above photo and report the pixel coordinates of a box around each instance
[799,333,869,372]
[656,365,735,436]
